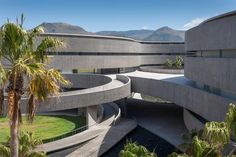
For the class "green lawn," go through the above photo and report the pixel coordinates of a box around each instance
[0,115,86,143]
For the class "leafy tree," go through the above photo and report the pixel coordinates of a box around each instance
[0,131,46,157]
[0,14,69,157]
[119,140,157,157]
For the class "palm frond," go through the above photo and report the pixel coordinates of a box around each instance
[34,37,63,62]
[0,144,10,157]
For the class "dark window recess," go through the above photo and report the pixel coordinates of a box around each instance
[47,51,194,56]
[72,69,78,73]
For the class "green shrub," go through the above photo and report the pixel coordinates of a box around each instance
[164,59,173,69]
[174,56,183,69]
[0,131,46,157]
[167,152,189,157]
[119,140,157,157]
[164,56,183,69]
[225,103,236,141]
[203,122,230,148]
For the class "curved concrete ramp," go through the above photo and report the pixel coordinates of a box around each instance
[13,74,131,114]
[124,71,233,122]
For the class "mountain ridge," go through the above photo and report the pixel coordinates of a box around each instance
[35,22,185,41]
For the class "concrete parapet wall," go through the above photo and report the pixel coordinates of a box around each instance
[63,73,112,89]
[185,57,236,94]
[49,55,178,71]
[41,33,185,54]
[139,66,184,74]
[3,74,131,114]
[185,12,236,51]
[128,75,234,121]
[38,33,186,71]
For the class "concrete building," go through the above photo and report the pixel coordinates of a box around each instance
[3,10,236,156]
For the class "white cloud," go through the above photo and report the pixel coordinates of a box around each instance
[141,26,148,30]
[183,17,208,30]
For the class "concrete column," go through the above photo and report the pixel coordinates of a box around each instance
[183,109,204,131]
[86,105,98,128]
[115,98,127,117]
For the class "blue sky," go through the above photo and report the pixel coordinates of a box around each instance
[0,0,236,32]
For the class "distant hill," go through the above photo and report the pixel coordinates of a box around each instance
[97,26,184,41]
[144,26,185,42]
[36,22,92,34]
[35,22,184,41]
[96,30,154,40]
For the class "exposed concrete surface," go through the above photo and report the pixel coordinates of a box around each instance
[123,71,234,122]
[40,33,185,54]
[2,74,131,115]
[185,12,236,51]
[185,57,236,94]
[66,119,137,157]
[38,103,117,154]
[37,128,103,153]
[139,66,184,74]
[126,98,187,151]
[50,55,179,71]
[87,105,100,127]
[37,33,186,72]
[183,109,205,131]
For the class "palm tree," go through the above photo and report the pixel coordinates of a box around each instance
[0,15,69,157]
[0,131,46,157]
[0,63,7,116]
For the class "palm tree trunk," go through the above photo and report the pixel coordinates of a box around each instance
[0,88,4,116]
[7,74,23,157]
[10,109,19,157]
[8,91,19,157]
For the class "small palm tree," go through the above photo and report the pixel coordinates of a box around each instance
[0,131,46,157]
[0,14,69,157]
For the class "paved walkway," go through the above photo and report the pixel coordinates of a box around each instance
[66,119,137,157]
[127,98,188,151]
[124,70,190,85]
[38,104,117,153]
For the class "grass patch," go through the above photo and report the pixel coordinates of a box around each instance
[0,115,86,143]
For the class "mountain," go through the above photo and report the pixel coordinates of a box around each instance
[144,26,185,42]
[37,22,92,34]
[35,23,185,41]
[97,27,185,41]
[96,30,154,40]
